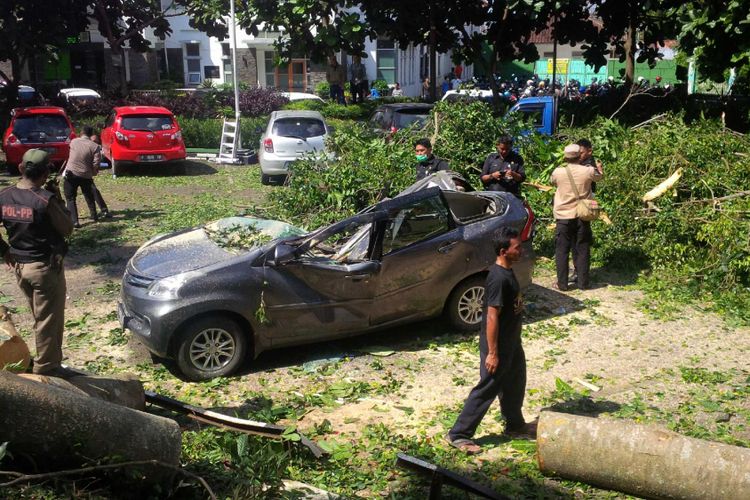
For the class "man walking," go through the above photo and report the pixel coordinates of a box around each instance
[550,144,603,290]
[480,135,526,197]
[64,126,106,228]
[414,138,450,180]
[447,227,534,454]
[0,149,74,378]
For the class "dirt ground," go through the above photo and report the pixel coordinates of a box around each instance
[1,163,748,496]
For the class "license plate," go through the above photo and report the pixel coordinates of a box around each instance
[140,154,164,162]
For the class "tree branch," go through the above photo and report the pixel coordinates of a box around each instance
[0,460,216,499]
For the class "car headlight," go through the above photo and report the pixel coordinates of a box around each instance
[147,271,201,300]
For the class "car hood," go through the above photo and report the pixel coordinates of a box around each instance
[131,217,306,278]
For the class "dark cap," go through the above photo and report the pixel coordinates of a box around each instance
[22,149,51,168]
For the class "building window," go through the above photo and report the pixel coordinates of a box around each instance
[184,42,201,85]
[221,43,233,84]
[377,38,397,84]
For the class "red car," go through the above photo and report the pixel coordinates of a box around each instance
[2,106,75,175]
[100,106,186,171]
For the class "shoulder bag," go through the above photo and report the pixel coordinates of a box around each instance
[564,166,600,222]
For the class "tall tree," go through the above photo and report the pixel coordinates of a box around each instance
[89,0,190,93]
[586,0,679,86]
[185,0,373,64]
[673,1,750,86]
[0,0,88,113]
[363,1,597,103]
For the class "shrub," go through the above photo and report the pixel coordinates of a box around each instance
[266,122,413,229]
[371,79,390,95]
[234,88,289,117]
[282,100,325,112]
[315,81,330,98]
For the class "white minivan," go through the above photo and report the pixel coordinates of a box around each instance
[258,110,330,185]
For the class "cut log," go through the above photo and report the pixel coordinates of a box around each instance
[0,371,180,482]
[18,373,146,410]
[0,305,31,372]
[537,411,750,500]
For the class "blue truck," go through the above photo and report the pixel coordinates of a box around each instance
[442,90,557,135]
[507,96,557,136]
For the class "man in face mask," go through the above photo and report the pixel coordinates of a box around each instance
[414,138,450,180]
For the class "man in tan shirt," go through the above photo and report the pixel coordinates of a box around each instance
[549,144,603,290]
[64,126,103,227]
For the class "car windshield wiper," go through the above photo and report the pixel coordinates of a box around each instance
[282,134,309,142]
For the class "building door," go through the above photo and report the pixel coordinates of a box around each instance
[264,53,307,91]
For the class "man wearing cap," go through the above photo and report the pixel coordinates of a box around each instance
[550,144,603,290]
[0,149,74,377]
[480,135,526,197]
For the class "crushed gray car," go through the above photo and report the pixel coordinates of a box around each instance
[118,172,536,380]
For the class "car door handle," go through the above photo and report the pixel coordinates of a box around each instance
[345,273,371,281]
[438,241,459,254]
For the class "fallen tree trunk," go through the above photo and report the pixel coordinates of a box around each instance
[0,371,180,482]
[0,306,30,372]
[18,373,146,410]
[537,411,750,500]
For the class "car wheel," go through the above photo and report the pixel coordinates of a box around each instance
[446,276,485,331]
[176,316,248,380]
[261,172,272,185]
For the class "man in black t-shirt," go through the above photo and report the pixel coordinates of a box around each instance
[446,227,535,454]
[414,138,450,180]
[480,135,526,196]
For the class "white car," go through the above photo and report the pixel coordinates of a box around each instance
[280,92,325,103]
[441,89,494,103]
[57,88,101,106]
[259,110,330,185]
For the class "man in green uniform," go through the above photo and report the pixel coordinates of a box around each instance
[0,149,74,377]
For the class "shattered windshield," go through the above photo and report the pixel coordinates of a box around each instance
[204,217,306,253]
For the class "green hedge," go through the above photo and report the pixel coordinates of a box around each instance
[72,115,268,150]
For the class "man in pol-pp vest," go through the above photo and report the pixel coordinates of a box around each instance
[0,149,74,377]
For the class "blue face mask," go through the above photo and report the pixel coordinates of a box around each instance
[415,154,428,162]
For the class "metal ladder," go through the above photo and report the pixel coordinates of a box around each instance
[216,117,241,164]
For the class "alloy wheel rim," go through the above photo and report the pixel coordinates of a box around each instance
[189,328,236,371]
[458,285,484,325]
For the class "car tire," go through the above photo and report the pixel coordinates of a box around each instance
[176,316,248,381]
[261,172,272,185]
[446,276,485,331]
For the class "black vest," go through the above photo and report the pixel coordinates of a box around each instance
[0,185,67,262]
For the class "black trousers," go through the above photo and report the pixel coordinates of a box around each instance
[93,183,109,213]
[555,218,593,288]
[449,345,526,440]
[63,174,97,224]
[350,80,368,104]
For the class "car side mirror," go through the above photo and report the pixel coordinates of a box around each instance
[271,243,296,265]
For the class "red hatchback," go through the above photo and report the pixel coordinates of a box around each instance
[101,106,186,172]
[2,106,75,175]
